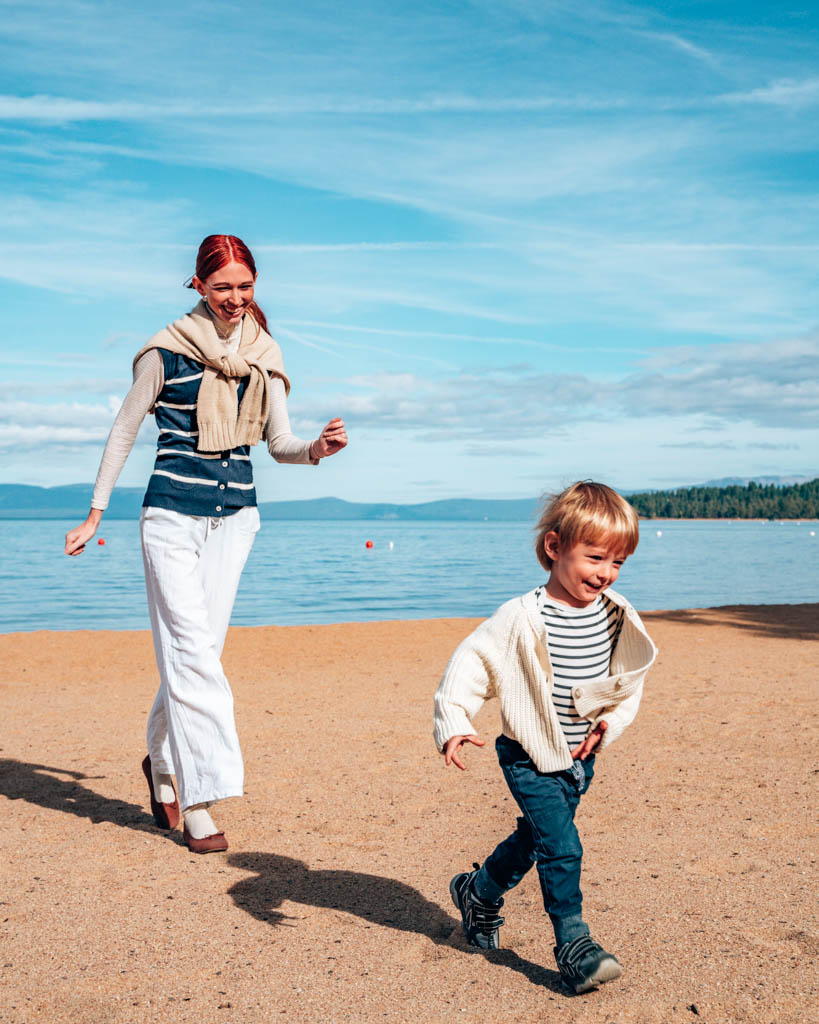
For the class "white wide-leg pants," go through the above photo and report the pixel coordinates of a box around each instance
[140,505,260,810]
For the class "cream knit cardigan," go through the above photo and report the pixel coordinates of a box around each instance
[433,587,657,772]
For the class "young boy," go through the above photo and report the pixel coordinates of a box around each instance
[434,481,657,994]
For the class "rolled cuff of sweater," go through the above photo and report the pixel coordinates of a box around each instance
[433,699,476,753]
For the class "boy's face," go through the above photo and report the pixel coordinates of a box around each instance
[543,532,627,608]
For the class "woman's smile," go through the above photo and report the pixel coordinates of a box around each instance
[194,259,256,326]
[218,300,245,322]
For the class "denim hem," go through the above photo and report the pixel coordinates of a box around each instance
[472,863,508,904]
[552,913,589,948]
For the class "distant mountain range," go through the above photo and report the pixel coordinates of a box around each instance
[1,477,815,520]
[699,475,814,488]
[0,484,539,521]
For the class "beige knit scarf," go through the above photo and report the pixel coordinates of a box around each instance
[133,300,290,453]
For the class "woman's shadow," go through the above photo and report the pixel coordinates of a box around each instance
[0,757,177,838]
[228,851,564,992]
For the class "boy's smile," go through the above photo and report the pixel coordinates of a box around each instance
[543,533,626,608]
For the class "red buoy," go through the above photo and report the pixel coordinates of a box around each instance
[98,538,105,545]
[365,540,374,549]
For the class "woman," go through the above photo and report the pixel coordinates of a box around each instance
[65,234,347,853]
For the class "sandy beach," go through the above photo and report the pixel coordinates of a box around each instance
[1,605,816,1024]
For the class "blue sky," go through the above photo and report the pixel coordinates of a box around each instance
[1,0,817,503]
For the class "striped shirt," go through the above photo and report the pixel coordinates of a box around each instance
[535,586,625,750]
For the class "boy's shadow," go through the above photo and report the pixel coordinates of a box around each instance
[0,757,170,836]
[228,851,564,993]
[0,760,563,992]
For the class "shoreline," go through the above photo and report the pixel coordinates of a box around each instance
[3,600,818,639]
[639,516,819,522]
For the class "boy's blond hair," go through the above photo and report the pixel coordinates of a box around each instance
[534,481,639,572]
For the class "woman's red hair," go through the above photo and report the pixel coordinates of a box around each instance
[188,234,268,333]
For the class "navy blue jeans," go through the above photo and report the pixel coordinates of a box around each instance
[472,734,595,948]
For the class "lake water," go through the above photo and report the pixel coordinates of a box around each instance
[1,518,817,633]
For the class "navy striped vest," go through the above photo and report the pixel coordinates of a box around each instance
[142,350,257,517]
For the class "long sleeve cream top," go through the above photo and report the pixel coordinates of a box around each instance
[433,587,657,773]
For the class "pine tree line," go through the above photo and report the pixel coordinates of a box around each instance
[627,479,819,519]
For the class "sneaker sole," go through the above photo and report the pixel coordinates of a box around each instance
[572,956,623,994]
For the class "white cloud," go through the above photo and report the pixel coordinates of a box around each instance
[0,92,631,121]
[0,396,154,451]
[332,332,819,437]
[0,423,110,445]
[717,78,819,108]
[616,333,819,428]
[283,319,577,353]
[0,378,128,397]
[661,441,799,452]
[636,30,718,67]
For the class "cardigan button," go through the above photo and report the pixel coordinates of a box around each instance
[222,461,228,467]
[574,687,583,698]
[216,505,222,512]
[219,484,225,490]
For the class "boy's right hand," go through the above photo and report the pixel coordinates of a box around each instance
[442,734,485,771]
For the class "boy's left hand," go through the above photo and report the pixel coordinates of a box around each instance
[570,720,607,760]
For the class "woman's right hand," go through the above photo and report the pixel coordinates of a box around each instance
[65,509,103,556]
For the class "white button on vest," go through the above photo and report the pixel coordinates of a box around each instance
[219,484,225,490]
[222,461,228,467]
[216,505,222,512]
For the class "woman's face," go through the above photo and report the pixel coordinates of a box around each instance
[194,260,256,325]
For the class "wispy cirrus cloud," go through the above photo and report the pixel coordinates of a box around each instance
[635,30,718,67]
[661,441,799,451]
[0,92,631,121]
[0,376,129,397]
[282,319,580,352]
[717,77,819,108]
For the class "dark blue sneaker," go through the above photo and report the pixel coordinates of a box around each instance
[449,863,505,950]
[554,934,622,993]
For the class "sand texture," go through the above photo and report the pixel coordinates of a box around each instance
[1,605,817,1023]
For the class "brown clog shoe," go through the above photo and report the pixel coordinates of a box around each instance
[183,825,229,854]
[141,755,180,831]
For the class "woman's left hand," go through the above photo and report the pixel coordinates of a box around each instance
[570,720,607,760]
[311,417,348,459]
